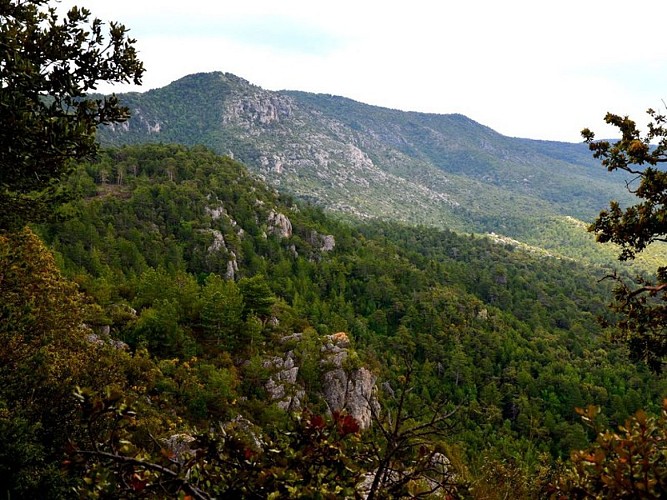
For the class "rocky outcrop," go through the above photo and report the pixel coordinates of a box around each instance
[261,331,378,429]
[264,350,304,411]
[308,230,335,252]
[163,433,196,464]
[125,108,163,135]
[321,234,336,252]
[222,83,293,130]
[356,452,454,499]
[205,229,227,253]
[321,332,378,430]
[225,252,239,281]
[205,203,226,221]
[267,210,293,239]
[199,226,239,279]
[85,331,129,351]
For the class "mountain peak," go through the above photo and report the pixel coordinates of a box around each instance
[98,71,631,245]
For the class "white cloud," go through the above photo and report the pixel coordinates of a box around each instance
[56,0,667,141]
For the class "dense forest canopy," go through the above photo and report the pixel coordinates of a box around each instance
[3,143,663,497]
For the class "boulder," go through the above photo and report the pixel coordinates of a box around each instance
[267,210,293,239]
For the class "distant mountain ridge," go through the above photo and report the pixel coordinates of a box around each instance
[98,71,633,244]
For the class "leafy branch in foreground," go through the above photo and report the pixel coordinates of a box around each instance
[0,0,144,230]
[583,109,667,371]
[69,387,370,498]
[550,401,667,498]
[364,343,462,499]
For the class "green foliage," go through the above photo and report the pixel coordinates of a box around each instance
[17,142,667,496]
[0,0,143,230]
[364,356,461,499]
[200,274,244,345]
[0,228,127,497]
[131,299,196,358]
[239,274,276,319]
[96,72,644,268]
[583,110,667,371]
[552,402,667,498]
[69,387,370,499]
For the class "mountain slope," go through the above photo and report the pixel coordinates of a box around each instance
[30,143,667,496]
[98,71,634,241]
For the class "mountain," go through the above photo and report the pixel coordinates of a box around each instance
[97,71,636,255]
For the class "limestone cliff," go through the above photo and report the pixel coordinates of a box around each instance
[320,332,379,430]
[262,331,379,430]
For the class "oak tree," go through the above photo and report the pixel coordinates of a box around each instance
[583,110,667,371]
[0,0,144,230]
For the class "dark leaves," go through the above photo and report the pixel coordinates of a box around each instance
[583,108,667,371]
[0,0,144,230]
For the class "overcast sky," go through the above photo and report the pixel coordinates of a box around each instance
[59,0,667,142]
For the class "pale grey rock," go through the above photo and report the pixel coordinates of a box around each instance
[147,122,161,134]
[264,351,304,411]
[321,235,336,252]
[323,368,348,413]
[280,332,303,344]
[97,324,111,336]
[321,332,378,430]
[221,415,265,452]
[129,109,162,135]
[356,453,453,499]
[357,469,400,500]
[163,433,196,464]
[225,252,239,280]
[267,210,293,239]
[85,332,129,351]
[85,332,104,346]
[201,229,227,253]
[322,367,377,430]
[205,204,226,221]
[308,230,336,252]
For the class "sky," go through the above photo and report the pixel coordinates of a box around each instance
[58,0,667,142]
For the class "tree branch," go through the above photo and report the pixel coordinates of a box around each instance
[74,449,211,500]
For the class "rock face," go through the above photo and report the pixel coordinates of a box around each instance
[356,452,454,499]
[205,203,226,221]
[264,350,304,411]
[85,329,129,351]
[320,234,336,252]
[205,229,227,253]
[321,332,379,430]
[308,230,336,252]
[261,331,378,429]
[225,253,239,280]
[99,71,635,245]
[163,434,196,464]
[222,85,293,129]
[267,210,293,239]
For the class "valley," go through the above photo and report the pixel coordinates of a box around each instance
[3,70,666,497]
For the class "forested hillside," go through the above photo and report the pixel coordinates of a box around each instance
[96,72,649,261]
[5,143,665,497]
